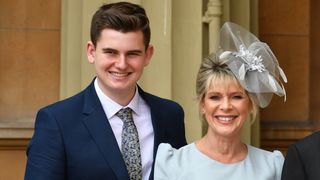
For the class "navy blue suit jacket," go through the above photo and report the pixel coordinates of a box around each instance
[281,131,320,180]
[25,80,187,180]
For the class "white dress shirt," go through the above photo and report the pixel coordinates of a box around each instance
[94,79,154,180]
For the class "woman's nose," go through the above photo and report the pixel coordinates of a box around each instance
[220,98,232,111]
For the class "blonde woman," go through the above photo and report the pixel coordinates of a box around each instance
[154,22,287,180]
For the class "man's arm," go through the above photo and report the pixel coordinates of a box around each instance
[25,108,66,180]
[281,144,307,180]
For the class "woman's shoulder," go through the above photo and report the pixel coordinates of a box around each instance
[248,145,284,162]
[247,145,284,176]
[156,143,195,162]
[154,143,197,179]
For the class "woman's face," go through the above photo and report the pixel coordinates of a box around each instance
[201,79,251,138]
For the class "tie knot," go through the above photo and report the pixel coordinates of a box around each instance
[116,108,133,123]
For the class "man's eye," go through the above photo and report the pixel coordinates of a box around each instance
[105,51,116,55]
[128,52,140,57]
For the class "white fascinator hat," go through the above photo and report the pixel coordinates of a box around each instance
[216,22,287,108]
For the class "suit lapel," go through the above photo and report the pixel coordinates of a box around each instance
[137,86,166,158]
[138,87,167,180]
[150,105,166,157]
[81,82,129,180]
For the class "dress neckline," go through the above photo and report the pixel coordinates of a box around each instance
[191,142,250,165]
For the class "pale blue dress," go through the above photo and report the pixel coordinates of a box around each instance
[154,143,284,180]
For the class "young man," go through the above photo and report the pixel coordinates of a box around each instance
[25,2,187,180]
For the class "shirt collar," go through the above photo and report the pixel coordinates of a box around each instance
[94,78,141,119]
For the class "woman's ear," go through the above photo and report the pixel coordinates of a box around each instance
[199,96,206,114]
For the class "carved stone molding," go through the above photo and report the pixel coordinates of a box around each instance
[0,118,34,149]
[261,122,314,154]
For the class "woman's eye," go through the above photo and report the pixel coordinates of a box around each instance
[233,95,243,99]
[209,96,220,100]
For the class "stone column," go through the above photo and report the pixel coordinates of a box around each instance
[202,0,222,53]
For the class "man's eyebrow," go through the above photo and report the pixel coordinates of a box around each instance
[100,48,143,54]
[127,50,143,54]
[102,48,118,52]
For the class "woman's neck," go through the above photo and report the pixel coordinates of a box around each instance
[196,133,248,164]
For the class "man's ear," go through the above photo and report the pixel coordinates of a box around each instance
[87,41,96,64]
[144,44,154,66]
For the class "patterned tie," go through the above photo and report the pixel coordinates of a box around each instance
[116,108,142,180]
